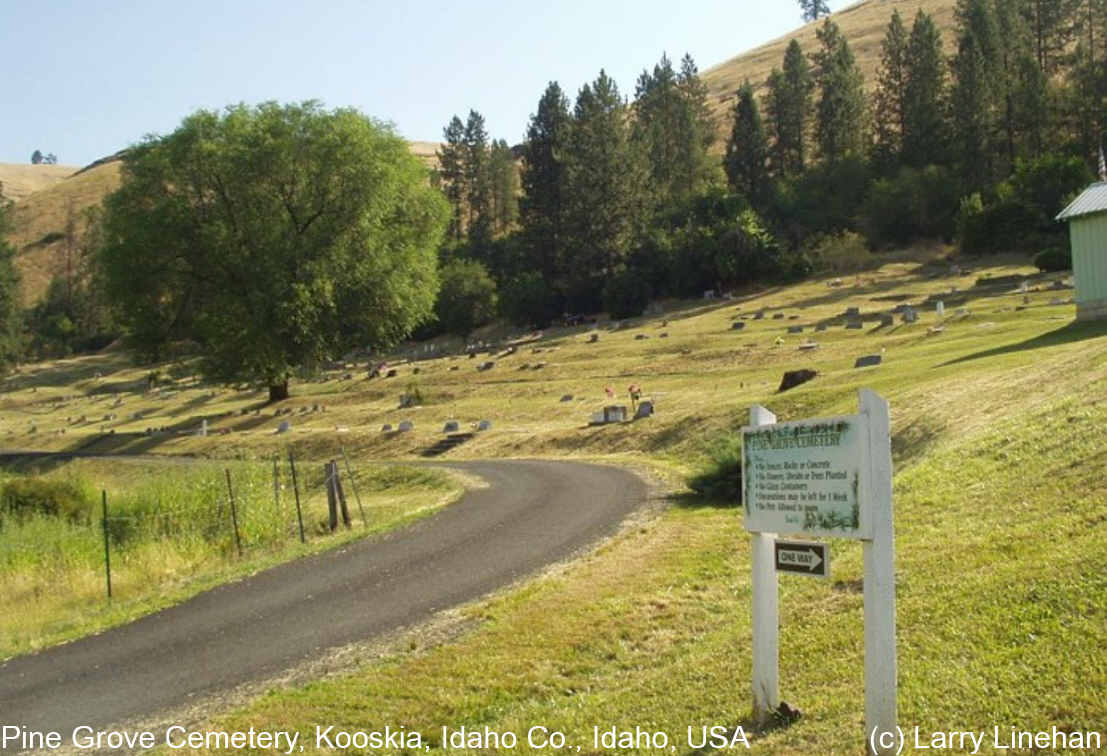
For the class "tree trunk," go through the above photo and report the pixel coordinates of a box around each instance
[268,380,289,403]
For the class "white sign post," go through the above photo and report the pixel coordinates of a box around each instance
[742,389,896,755]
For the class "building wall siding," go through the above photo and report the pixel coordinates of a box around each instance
[1070,213,1107,313]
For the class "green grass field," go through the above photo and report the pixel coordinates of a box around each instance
[3,250,1106,753]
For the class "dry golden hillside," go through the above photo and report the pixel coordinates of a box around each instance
[0,164,79,203]
[701,0,958,143]
[6,160,122,305]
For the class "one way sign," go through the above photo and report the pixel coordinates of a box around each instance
[774,539,830,579]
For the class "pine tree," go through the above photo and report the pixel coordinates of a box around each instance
[463,110,492,245]
[562,70,649,311]
[1022,0,1081,74]
[902,11,949,168]
[632,53,716,212]
[436,116,466,241]
[950,0,1002,188]
[633,54,682,210]
[798,0,831,23]
[1068,0,1107,162]
[814,18,868,163]
[488,139,519,235]
[873,10,909,168]
[766,40,813,176]
[520,81,571,287]
[725,81,770,204]
[677,54,719,195]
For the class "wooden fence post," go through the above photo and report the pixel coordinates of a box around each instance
[324,461,339,532]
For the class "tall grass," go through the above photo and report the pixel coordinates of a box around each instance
[0,459,459,659]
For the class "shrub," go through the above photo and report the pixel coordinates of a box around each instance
[688,433,742,503]
[500,271,561,328]
[0,478,94,526]
[1034,246,1072,272]
[433,259,498,337]
[803,231,872,273]
[862,165,960,247]
[602,268,652,319]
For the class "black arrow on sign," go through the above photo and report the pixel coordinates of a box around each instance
[774,540,829,578]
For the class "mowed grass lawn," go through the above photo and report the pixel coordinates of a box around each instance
[2,252,1105,752]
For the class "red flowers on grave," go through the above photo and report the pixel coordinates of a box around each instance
[628,383,642,410]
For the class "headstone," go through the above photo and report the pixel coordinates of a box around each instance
[778,369,817,393]
[845,306,860,317]
[753,311,765,320]
[603,405,628,423]
[635,334,648,340]
[798,342,819,351]
[815,323,828,332]
[588,333,600,343]
[879,314,894,327]
[386,369,398,378]
[633,400,654,419]
[901,307,917,323]
[936,301,945,316]
[381,424,393,432]
[703,289,716,300]
[854,354,883,368]
[198,419,208,437]
[560,394,574,402]
[660,332,669,338]
[788,325,803,334]
[477,419,492,431]
[1019,280,1029,293]
[443,420,460,433]
[846,320,863,330]
[398,420,414,432]
[276,420,291,434]
[478,361,495,371]
[590,411,605,425]
[772,313,785,320]
[732,322,746,331]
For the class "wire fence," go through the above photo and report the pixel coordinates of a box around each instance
[0,450,372,599]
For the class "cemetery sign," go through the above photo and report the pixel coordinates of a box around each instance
[742,414,870,539]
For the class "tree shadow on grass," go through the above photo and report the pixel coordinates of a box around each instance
[938,319,1107,366]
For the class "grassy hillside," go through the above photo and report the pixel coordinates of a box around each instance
[0,163,78,203]
[5,160,122,305]
[701,0,958,145]
[4,253,1102,752]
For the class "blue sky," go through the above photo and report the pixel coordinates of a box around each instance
[2,1,847,166]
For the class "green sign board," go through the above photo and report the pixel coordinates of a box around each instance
[742,414,870,539]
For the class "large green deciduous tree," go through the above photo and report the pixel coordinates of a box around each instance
[99,101,448,401]
[0,191,24,371]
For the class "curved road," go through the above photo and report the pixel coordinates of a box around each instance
[0,460,647,737]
